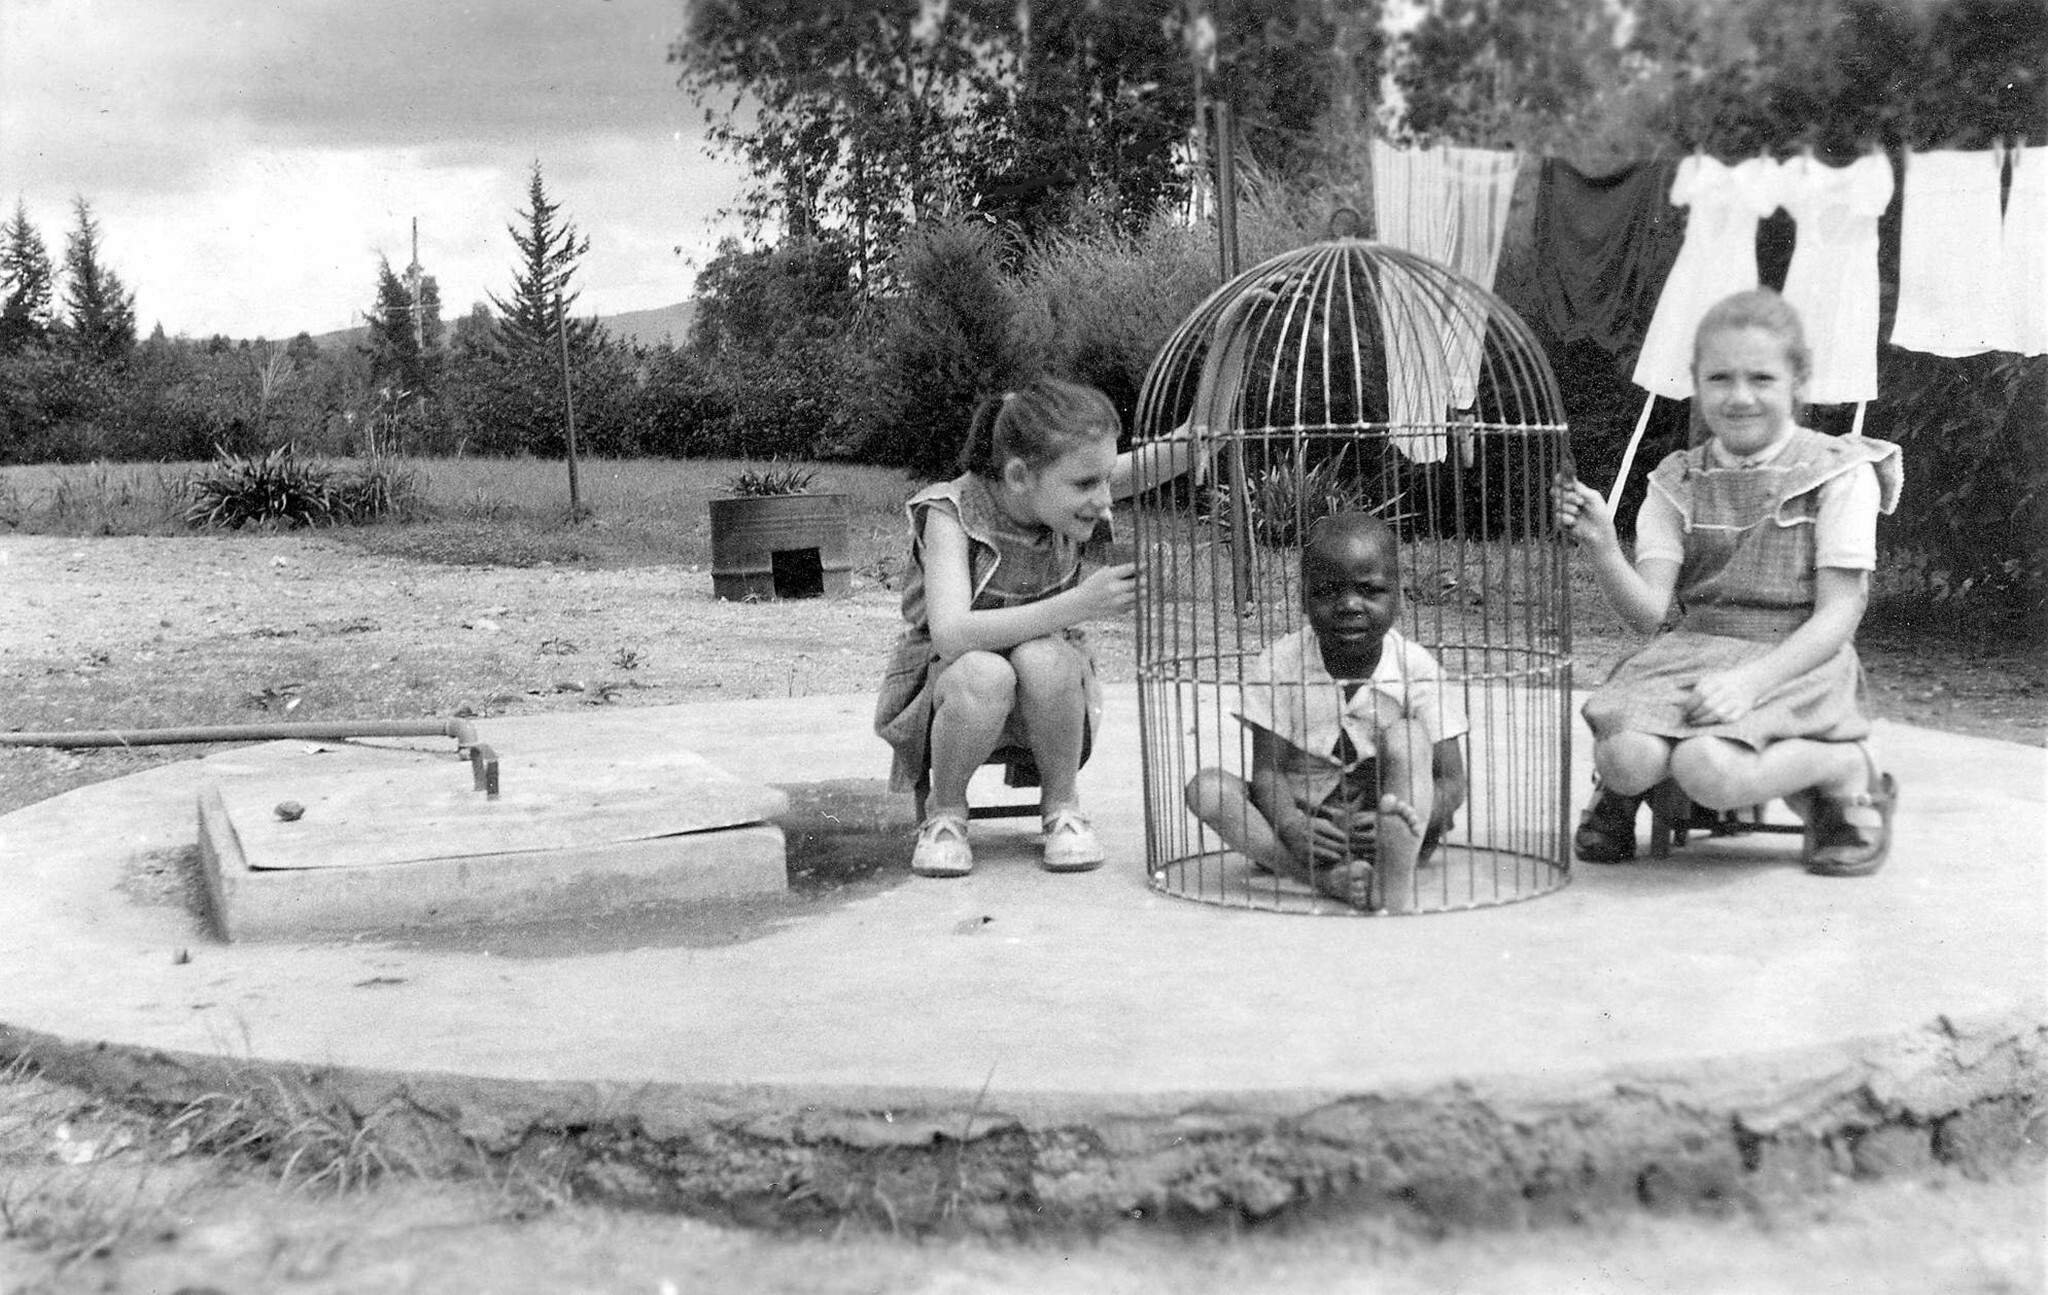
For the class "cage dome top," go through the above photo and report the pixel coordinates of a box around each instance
[1134,227,1567,467]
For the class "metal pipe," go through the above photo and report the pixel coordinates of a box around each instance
[0,719,501,798]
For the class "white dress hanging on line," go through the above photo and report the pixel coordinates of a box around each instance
[2002,145,2048,358]
[1890,149,2008,357]
[1778,151,1895,403]
[1632,154,1784,399]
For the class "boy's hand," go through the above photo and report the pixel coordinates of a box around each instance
[1275,799,1352,869]
[1071,563,1137,620]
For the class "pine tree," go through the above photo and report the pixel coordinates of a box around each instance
[1,200,56,353]
[488,162,599,356]
[63,197,137,362]
[364,255,444,409]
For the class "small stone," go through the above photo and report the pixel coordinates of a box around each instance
[274,801,305,822]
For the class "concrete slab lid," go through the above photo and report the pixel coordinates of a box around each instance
[209,742,787,870]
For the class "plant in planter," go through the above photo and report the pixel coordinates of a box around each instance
[708,462,852,600]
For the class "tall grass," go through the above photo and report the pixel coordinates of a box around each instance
[0,461,195,536]
[375,457,917,570]
[0,455,922,577]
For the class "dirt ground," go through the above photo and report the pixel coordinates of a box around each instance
[2,532,2044,1293]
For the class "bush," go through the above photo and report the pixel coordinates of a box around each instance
[1206,458,1399,550]
[697,341,874,462]
[1865,349,2047,614]
[184,446,425,530]
[864,220,1022,478]
[185,445,335,529]
[327,453,428,524]
[636,346,737,457]
[1009,215,1217,429]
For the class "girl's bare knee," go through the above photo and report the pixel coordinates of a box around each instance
[1594,733,1669,795]
[935,651,1016,716]
[1008,635,1081,691]
[1669,739,1747,809]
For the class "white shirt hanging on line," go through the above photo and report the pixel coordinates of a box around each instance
[1890,149,2008,357]
[1778,151,1894,403]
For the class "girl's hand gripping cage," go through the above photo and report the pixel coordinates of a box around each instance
[1129,236,1576,914]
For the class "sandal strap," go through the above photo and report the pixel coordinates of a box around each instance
[918,813,969,842]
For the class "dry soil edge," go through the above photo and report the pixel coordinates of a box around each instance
[5,1011,2041,1233]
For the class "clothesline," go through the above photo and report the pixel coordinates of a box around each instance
[1363,138,2044,490]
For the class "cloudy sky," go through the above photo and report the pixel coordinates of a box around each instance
[0,0,747,340]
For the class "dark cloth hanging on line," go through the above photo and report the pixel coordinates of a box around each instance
[1505,157,1686,363]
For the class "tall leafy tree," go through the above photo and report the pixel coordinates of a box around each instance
[673,0,1010,288]
[364,255,444,410]
[1391,0,1628,149]
[1,200,56,353]
[488,163,598,356]
[674,0,1373,263]
[62,197,137,363]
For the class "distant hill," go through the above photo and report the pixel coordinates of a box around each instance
[309,300,696,353]
[600,300,696,349]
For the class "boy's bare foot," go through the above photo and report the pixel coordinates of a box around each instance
[1372,794,1425,913]
[1311,859,1377,908]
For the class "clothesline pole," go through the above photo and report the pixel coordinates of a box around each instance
[1606,392,1659,515]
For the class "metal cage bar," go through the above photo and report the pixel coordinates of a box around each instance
[1131,238,1574,915]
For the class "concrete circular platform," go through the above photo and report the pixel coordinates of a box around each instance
[2,694,2042,1228]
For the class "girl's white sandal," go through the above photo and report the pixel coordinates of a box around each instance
[1040,807,1106,872]
[910,813,973,877]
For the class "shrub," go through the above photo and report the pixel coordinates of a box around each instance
[636,345,737,457]
[327,453,428,524]
[184,446,426,530]
[1865,349,2047,615]
[1206,457,1402,550]
[699,340,873,462]
[185,445,334,529]
[864,219,1022,478]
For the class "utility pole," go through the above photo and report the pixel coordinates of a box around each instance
[556,293,582,521]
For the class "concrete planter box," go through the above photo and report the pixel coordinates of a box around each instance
[708,492,852,601]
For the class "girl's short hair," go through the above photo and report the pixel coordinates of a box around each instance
[958,377,1121,478]
[1688,288,1813,444]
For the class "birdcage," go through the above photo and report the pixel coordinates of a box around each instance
[1131,232,1574,915]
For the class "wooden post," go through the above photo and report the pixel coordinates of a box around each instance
[1211,99,1254,613]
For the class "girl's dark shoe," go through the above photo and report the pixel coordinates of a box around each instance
[1574,788,1645,863]
[1804,749,1897,877]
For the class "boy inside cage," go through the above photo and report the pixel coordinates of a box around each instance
[1184,511,1469,912]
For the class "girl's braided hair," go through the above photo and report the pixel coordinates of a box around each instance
[958,376,1120,479]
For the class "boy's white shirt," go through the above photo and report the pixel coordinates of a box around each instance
[1237,627,1469,768]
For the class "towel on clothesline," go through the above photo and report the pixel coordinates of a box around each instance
[1513,157,1685,363]
[1368,142,1521,462]
[1891,149,2009,357]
